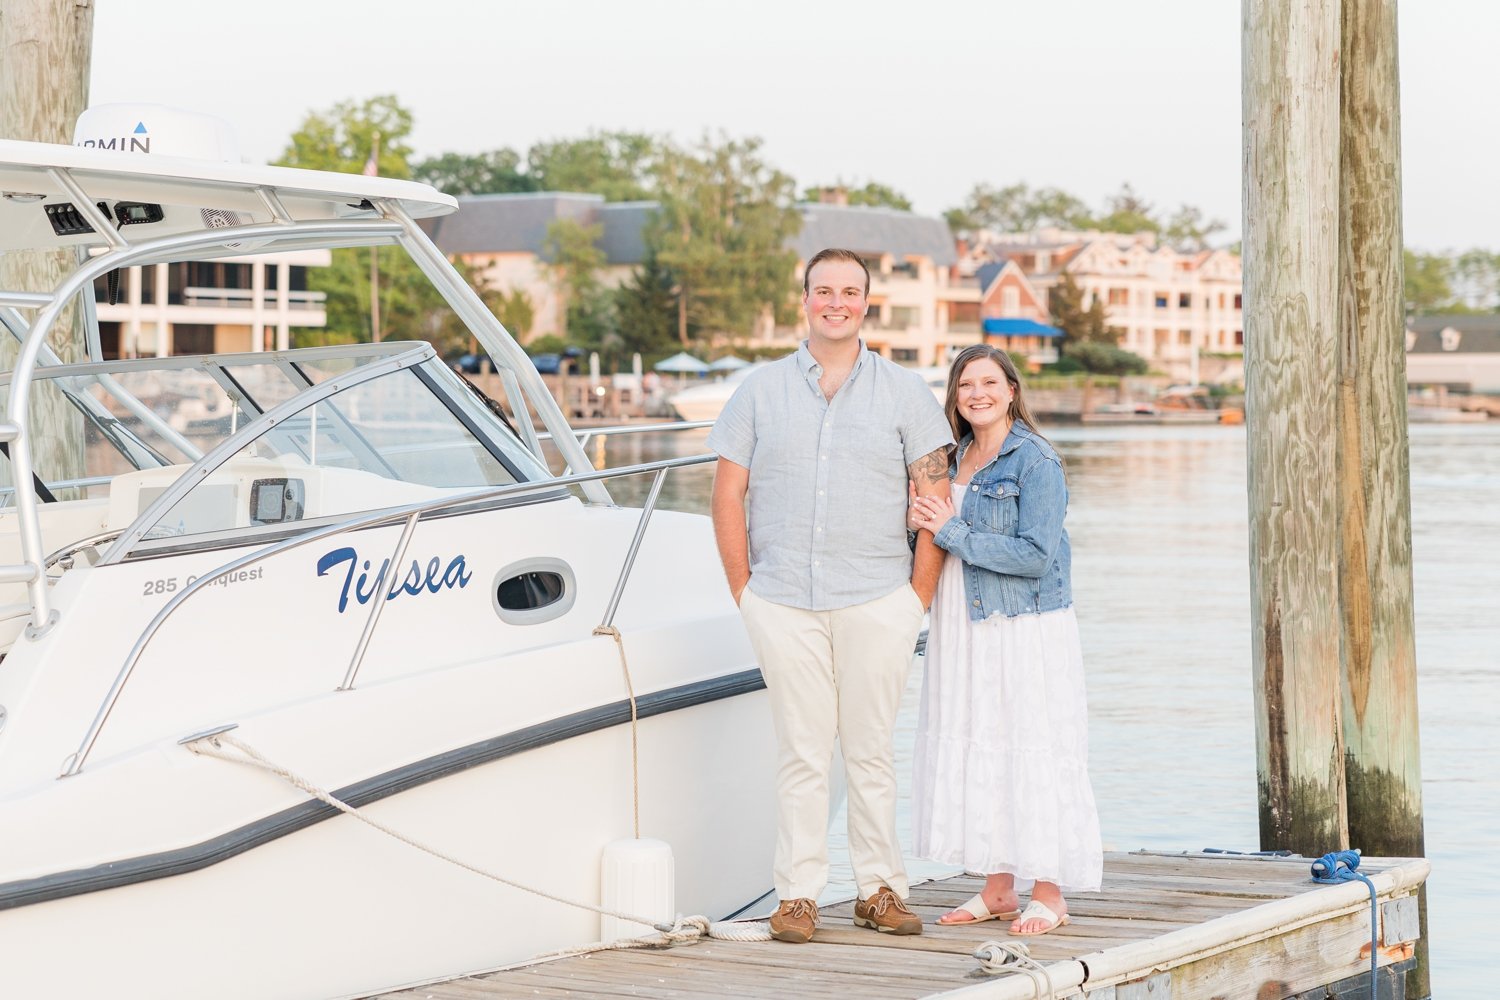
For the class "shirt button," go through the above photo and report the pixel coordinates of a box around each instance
[972,599,980,607]
[971,485,978,492]
[821,455,828,460]
[818,490,824,496]
[814,560,821,567]
[816,526,823,532]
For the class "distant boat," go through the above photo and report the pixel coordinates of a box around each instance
[668,361,947,422]
[1083,384,1241,425]
[1407,405,1488,423]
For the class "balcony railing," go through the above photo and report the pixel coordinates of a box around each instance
[180,287,327,310]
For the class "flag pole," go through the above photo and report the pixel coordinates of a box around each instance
[367,131,382,343]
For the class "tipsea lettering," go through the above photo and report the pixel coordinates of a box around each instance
[316,546,472,613]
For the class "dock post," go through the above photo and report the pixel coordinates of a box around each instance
[0,0,94,489]
[1241,0,1349,855]
[1337,0,1428,994]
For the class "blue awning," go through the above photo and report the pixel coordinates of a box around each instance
[982,318,1062,338]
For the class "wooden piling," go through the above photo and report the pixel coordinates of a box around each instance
[1337,0,1428,993]
[1241,0,1349,855]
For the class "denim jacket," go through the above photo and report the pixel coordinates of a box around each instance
[931,423,1073,620]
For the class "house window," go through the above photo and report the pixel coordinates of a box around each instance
[1002,287,1020,315]
[1440,327,1462,351]
[1234,329,1244,346]
[1233,293,1243,309]
[1179,292,1192,308]
[172,323,215,355]
[890,306,920,329]
[1155,293,1169,309]
[1108,287,1129,305]
[891,348,919,362]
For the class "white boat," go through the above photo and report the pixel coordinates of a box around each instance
[0,109,775,998]
[668,361,946,422]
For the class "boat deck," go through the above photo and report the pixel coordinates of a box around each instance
[378,851,1427,999]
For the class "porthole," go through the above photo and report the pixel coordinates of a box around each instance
[491,558,576,625]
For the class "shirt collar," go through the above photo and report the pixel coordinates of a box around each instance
[795,339,869,383]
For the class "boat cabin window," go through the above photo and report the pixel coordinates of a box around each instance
[127,365,549,548]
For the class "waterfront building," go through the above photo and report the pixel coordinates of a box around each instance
[1406,314,1500,393]
[92,250,329,357]
[968,228,1244,382]
[425,190,966,365]
[971,259,1061,368]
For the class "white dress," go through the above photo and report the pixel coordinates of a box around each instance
[911,483,1103,892]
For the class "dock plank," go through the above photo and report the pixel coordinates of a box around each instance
[374,852,1427,1000]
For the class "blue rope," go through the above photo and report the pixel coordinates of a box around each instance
[1310,850,1379,1000]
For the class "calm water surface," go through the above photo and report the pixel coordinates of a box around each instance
[586,422,1498,998]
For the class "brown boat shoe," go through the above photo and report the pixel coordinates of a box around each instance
[769,897,819,943]
[853,885,923,935]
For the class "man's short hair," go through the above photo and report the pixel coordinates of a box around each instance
[803,248,870,296]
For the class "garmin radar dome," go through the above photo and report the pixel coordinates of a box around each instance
[72,103,263,248]
[73,103,241,161]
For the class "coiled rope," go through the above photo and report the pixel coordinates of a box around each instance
[972,940,1056,998]
[185,730,771,962]
[1310,849,1378,1000]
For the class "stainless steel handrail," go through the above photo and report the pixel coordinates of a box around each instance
[59,451,715,778]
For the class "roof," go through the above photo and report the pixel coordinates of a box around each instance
[792,203,956,266]
[0,137,455,253]
[1406,314,1500,354]
[421,192,604,259]
[983,318,1061,338]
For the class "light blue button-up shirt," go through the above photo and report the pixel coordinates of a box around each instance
[707,341,953,611]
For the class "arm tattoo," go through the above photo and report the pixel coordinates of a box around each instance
[908,447,950,487]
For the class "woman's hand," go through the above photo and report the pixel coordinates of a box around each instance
[910,491,957,535]
[906,481,926,532]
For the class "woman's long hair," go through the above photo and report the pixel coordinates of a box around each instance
[942,344,1051,449]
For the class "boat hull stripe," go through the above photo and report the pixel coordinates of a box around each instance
[0,668,765,911]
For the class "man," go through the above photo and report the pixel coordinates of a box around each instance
[707,248,953,943]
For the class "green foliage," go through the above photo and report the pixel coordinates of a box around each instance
[1061,340,1149,375]
[528,131,660,201]
[526,334,569,356]
[614,254,679,357]
[494,288,536,342]
[1163,205,1226,251]
[413,149,538,195]
[1044,354,1086,374]
[648,135,802,344]
[1048,273,1120,345]
[276,95,414,178]
[544,218,616,353]
[801,181,913,211]
[950,182,1092,233]
[1403,249,1453,314]
[1093,183,1158,235]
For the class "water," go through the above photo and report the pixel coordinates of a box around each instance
[586,422,1499,998]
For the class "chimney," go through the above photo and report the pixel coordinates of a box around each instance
[819,186,849,206]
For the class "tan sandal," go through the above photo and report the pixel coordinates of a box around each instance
[936,893,1022,925]
[1009,899,1070,936]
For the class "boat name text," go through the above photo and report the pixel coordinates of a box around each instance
[316,546,472,613]
[142,566,264,597]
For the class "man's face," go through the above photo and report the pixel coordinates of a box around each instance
[803,259,868,346]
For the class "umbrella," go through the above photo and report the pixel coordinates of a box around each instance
[654,351,710,374]
[708,355,751,372]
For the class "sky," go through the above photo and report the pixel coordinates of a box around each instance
[87,0,1496,252]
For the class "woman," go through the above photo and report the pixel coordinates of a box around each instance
[907,344,1102,936]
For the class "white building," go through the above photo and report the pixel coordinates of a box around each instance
[94,249,329,357]
[1406,315,1500,393]
[971,229,1244,381]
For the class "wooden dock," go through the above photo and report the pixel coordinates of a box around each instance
[378,851,1427,999]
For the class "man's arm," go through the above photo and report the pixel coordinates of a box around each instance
[711,457,752,604]
[907,446,950,608]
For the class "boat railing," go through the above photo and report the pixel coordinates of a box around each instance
[58,451,716,778]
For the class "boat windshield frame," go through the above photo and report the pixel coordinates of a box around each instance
[0,153,608,634]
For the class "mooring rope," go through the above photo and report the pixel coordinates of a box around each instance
[593,623,641,839]
[185,731,772,957]
[1310,849,1380,1000]
[972,940,1056,998]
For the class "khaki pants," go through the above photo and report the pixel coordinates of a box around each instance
[740,583,925,901]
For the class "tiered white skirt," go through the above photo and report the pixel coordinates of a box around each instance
[911,532,1104,892]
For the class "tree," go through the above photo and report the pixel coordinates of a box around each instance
[648,135,801,346]
[413,149,538,195]
[1062,340,1149,375]
[528,131,660,201]
[277,95,414,178]
[1451,248,1500,311]
[1094,183,1158,235]
[947,182,1096,234]
[1163,205,1228,251]
[1403,249,1452,315]
[276,96,472,347]
[544,218,615,354]
[494,288,536,342]
[614,254,679,357]
[801,181,913,211]
[1047,273,1120,346]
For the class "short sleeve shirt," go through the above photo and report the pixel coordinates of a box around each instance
[707,341,954,611]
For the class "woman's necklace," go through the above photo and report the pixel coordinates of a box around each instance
[959,425,1010,482]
